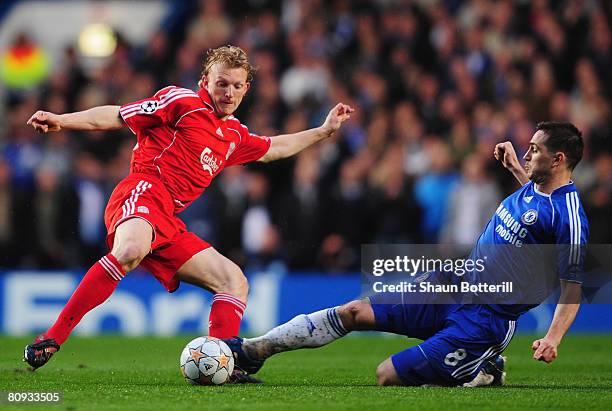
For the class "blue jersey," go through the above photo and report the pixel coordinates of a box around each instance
[469,181,589,319]
[370,181,589,385]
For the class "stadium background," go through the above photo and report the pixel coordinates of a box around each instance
[0,0,610,337]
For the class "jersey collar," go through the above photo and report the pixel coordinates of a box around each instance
[532,183,550,197]
[531,181,575,197]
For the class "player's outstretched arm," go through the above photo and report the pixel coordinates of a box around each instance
[27,106,123,133]
[494,141,529,186]
[258,103,354,162]
[532,281,581,363]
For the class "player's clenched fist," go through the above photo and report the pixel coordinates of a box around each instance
[322,103,355,136]
[27,110,62,133]
[494,141,521,171]
[532,337,559,363]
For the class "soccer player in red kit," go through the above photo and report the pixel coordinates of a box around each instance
[24,45,354,375]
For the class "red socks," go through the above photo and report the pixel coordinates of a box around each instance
[46,254,125,345]
[208,293,246,339]
[45,254,245,343]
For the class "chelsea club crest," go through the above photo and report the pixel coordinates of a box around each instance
[521,209,538,225]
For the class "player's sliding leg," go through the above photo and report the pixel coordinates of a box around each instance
[228,299,376,374]
[234,297,438,386]
[23,219,152,369]
[176,247,248,339]
[236,298,509,387]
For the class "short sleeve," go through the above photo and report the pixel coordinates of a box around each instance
[226,123,271,166]
[119,86,199,135]
[556,192,589,283]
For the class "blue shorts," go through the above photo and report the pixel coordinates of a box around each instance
[370,298,516,386]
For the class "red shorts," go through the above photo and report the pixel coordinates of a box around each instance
[104,173,211,292]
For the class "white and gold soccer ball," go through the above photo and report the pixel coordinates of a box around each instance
[179,336,234,385]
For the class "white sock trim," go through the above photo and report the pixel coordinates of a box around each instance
[99,256,123,281]
[213,293,247,312]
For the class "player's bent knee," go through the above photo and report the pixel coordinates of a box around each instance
[214,262,249,300]
[376,358,403,386]
[228,270,249,298]
[112,219,153,272]
[112,243,149,272]
[338,299,375,331]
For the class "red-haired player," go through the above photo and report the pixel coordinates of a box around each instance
[24,45,354,381]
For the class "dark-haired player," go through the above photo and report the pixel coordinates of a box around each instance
[227,122,588,387]
[23,45,354,376]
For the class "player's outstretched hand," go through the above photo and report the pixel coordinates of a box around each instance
[494,141,521,171]
[531,337,558,363]
[322,103,355,136]
[27,110,62,133]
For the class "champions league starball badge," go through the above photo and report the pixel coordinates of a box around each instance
[521,209,538,225]
[140,100,158,114]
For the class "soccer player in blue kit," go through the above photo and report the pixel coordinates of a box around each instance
[224,122,589,387]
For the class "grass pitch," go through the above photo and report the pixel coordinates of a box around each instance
[1,335,611,410]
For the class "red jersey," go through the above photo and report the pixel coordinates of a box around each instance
[119,86,271,213]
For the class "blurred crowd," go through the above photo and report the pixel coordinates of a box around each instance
[0,0,610,272]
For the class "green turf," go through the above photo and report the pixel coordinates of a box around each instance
[1,335,611,410]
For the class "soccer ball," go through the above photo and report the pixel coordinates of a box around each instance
[179,336,234,385]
